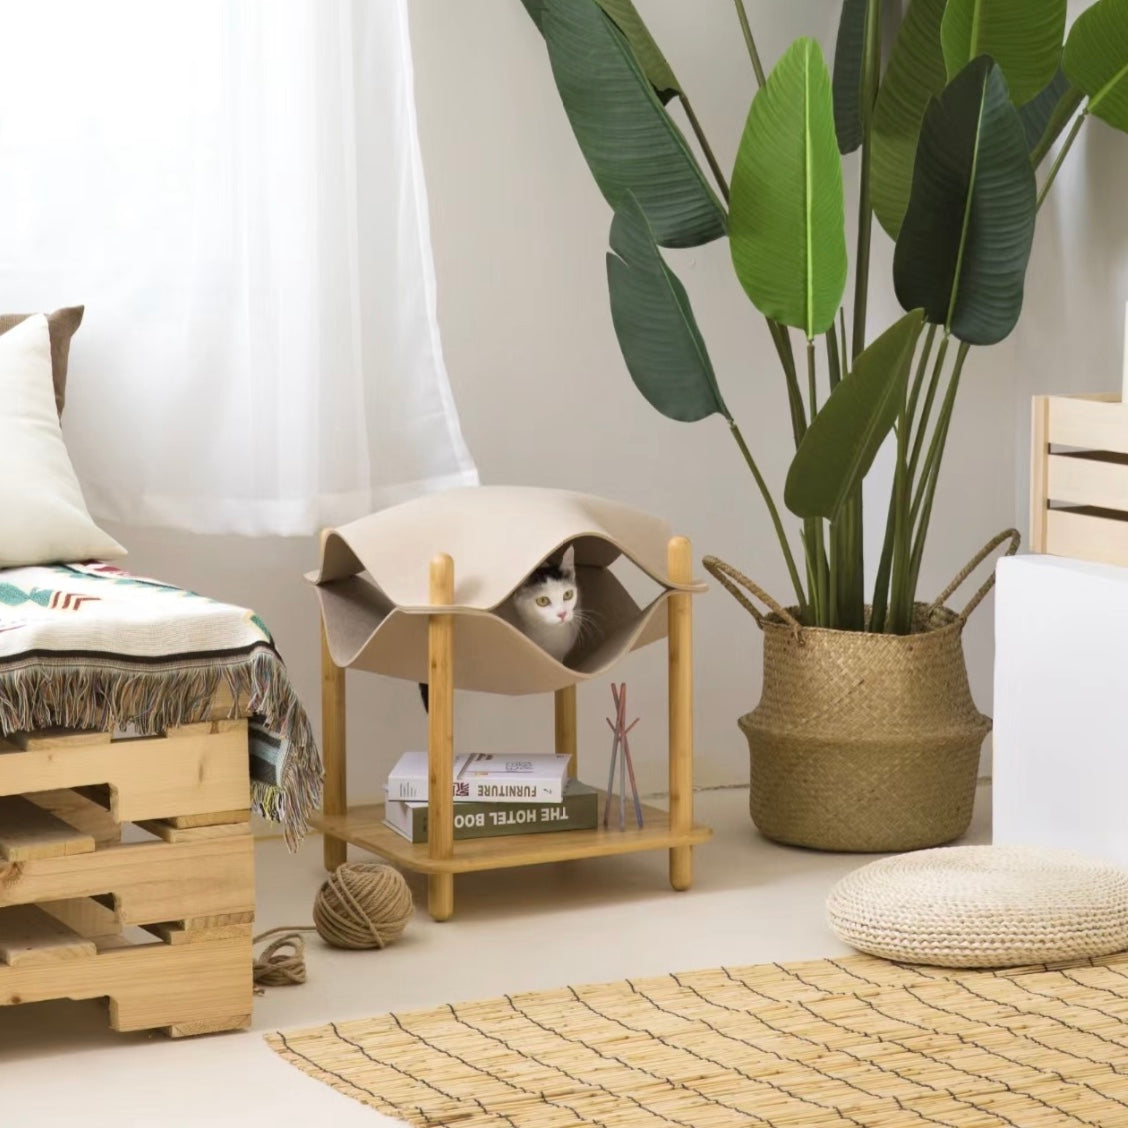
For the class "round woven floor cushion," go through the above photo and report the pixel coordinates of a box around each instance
[827,845,1128,968]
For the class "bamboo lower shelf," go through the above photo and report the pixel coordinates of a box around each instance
[314,793,712,876]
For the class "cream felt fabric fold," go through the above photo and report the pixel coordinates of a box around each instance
[0,314,124,567]
[309,486,703,695]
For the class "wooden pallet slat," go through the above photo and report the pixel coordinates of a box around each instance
[37,896,120,941]
[1046,393,1128,454]
[1034,394,1128,568]
[0,836,255,925]
[164,718,246,739]
[0,722,250,820]
[0,709,255,1038]
[1044,506,1128,566]
[6,729,113,751]
[144,915,254,946]
[26,789,121,847]
[0,795,96,861]
[163,809,250,831]
[0,904,97,966]
[0,934,252,1035]
[135,818,249,843]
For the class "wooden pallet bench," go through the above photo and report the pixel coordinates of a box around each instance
[0,719,254,1037]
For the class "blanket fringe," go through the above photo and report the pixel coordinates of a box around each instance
[0,648,322,851]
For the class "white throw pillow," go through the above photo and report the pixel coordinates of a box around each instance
[0,314,124,566]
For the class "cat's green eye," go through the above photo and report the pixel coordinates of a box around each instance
[536,595,551,607]
[563,590,574,601]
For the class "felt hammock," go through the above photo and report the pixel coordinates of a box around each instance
[0,561,321,847]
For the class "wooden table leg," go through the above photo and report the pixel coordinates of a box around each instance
[427,553,456,922]
[667,535,693,891]
[555,684,577,778]
[321,615,348,874]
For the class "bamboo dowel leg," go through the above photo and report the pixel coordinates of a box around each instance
[321,616,348,873]
[667,535,694,892]
[555,684,577,778]
[427,553,456,922]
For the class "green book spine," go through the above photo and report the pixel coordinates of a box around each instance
[387,781,599,843]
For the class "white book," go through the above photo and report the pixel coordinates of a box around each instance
[385,751,571,804]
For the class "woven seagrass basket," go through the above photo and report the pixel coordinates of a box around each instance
[704,529,1019,852]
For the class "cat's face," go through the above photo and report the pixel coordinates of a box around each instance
[512,546,578,630]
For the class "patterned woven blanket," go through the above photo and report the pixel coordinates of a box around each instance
[0,562,321,847]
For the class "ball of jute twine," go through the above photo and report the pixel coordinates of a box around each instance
[251,863,414,989]
[313,862,415,950]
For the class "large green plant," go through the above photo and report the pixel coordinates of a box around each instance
[523,0,1128,632]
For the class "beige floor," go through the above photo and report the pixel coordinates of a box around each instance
[0,784,991,1127]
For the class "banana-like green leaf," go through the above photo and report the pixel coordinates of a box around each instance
[1019,68,1084,157]
[1064,0,1128,133]
[533,0,725,248]
[894,58,1036,345]
[606,196,729,423]
[520,0,546,28]
[871,0,949,239]
[730,38,847,338]
[785,310,925,521]
[595,0,681,103]
[832,0,868,153]
[941,0,1066,106]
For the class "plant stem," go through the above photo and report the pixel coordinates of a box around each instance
[825,324,841,391]
[888,405,912,633]
[770,320,807,445]
[829,526,840,627]
[872,325,935,631]
[801,338,829,624]
[677,95,730,204]
[826,326,861,628]
[907,332,950,482]
[1036,111,1086,211]
[910,339,962,530]
[907,342,971,598]
[728,420,807,611]
[829,0,882,631]
[850,0,883,361]
[808,518,828,625]
[868,486,898,633]
[904,322,937,426]
[806,338,818,419]
[732,0,766,87]
[1030,86,1085,167]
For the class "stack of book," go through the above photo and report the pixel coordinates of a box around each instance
[383,751,599,843]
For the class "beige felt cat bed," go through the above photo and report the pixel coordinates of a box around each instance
[308,486,712,922]
[308,485,706,695]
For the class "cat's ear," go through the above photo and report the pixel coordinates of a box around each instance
[560,544,575,576]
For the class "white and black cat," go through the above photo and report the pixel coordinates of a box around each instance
[419,546,583,709]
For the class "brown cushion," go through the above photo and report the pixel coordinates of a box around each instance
[0,306,84,416]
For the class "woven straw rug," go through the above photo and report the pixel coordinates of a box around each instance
[266,950,1128,1127]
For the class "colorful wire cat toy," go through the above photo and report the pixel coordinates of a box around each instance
[604,681,643,829]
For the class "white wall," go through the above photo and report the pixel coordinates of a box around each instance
[100,0,1047,812]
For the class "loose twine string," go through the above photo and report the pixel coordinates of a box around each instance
[252,863,415,990]
[253,926,316,989]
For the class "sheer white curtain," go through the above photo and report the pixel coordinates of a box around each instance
[0,0,477,535]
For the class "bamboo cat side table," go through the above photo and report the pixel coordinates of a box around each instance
[309,486,712,921]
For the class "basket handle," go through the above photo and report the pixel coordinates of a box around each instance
[701,556,803,635]
[927,527,1021,624]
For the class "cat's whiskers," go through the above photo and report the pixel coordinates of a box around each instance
[570,608,597,644]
